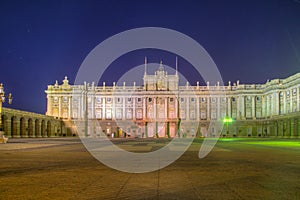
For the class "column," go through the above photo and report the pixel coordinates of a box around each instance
[217,97,220,120]
[79,95,82,119]
[133,97,136,120]
[145,122,148,138]
[154,97,157,120]
[112,96,116,120]
[68,96,72,119]
[239,96,245,119]
[297,87,300,112]
[252,96,256,119]
[227,97,231,117]
[13,117,20,138]
[81,93,85,119]
[35,120,41,137]
[276,92,280,115]
[261,96,265,117]
[283,91,286,114]
[91,94,95,119]
[186,97,189,120]
[102,97,106,119]
[78,95,81,119]
[122,97,126,120]
[165,97,168,119]
[207,96,210,120]
[271,94,275,116]
[290,90,293,113]
[175,96,178,119]
[266,95,269,117]
[167,122,170,138]
[143,97,146,119]
[58,96,62,118]
[196,97,200,120]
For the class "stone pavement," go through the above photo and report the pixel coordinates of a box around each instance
[0,137,299,200]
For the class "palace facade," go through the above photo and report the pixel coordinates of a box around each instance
[45,62,300,138]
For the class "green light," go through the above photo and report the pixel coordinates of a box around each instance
[223,117,233,123]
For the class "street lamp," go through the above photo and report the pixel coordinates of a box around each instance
[223,116,233,136]
[0,83,13,142]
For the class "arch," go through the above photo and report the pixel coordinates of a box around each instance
[28,118,34,137]
[41,120,46,137]
[20,117,27,137]
[11,116,19,137]
[47,121,52,137]
[35,119,41,137]
[54,125,58,136]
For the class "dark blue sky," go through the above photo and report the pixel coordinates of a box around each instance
[0,0,300,114]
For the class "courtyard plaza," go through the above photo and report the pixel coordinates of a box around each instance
[0,137,299,200]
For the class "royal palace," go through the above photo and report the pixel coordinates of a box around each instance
[45,61,300,138]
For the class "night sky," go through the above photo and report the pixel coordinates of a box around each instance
[0,0,299,114]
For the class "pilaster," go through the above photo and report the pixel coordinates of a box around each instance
[283,91,286,114]
[297,87,300,112]
[252,96,256,119]
[207,96,210,120]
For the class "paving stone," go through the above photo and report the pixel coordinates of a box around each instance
[0,138,299,199]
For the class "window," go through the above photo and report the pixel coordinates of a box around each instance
[126,109,132,119]
[211,98,216,103]
[117,97,122,103]
[232,97,236,102]
[169,108,175,118]
[116,109,122,119]
[54,97,58,102]
[200,111,206,120]
[181,98,185,102]
[136,109,143,119]
[180,109,185,119]
[97,97,101,103]
[137,97,142,103]
[106,97,111,103]
[211,112,217,120]
[201,98,206,103]
[256,96,260,101]
[293,88,297,95]
[127,98,132,103]
[148,98,152,102]
[246,96,251,101]
[190,111,196,119]
[106,109,112,119]
[190,98,195,102]
[63,97,68,102]
[280,92,283,97]
[170,97,174,102]
[96,109,102,119]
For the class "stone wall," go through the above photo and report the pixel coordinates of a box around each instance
[1,108,74,138]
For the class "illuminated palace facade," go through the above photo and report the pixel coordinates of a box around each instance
[45,63,300,138]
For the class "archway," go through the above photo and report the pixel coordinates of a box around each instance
[47,121,51,137]
[35,119,40,137]
[20,117,26,137]
[28,118,34,137]
[41,120,46,137]
[11,116,18,137]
